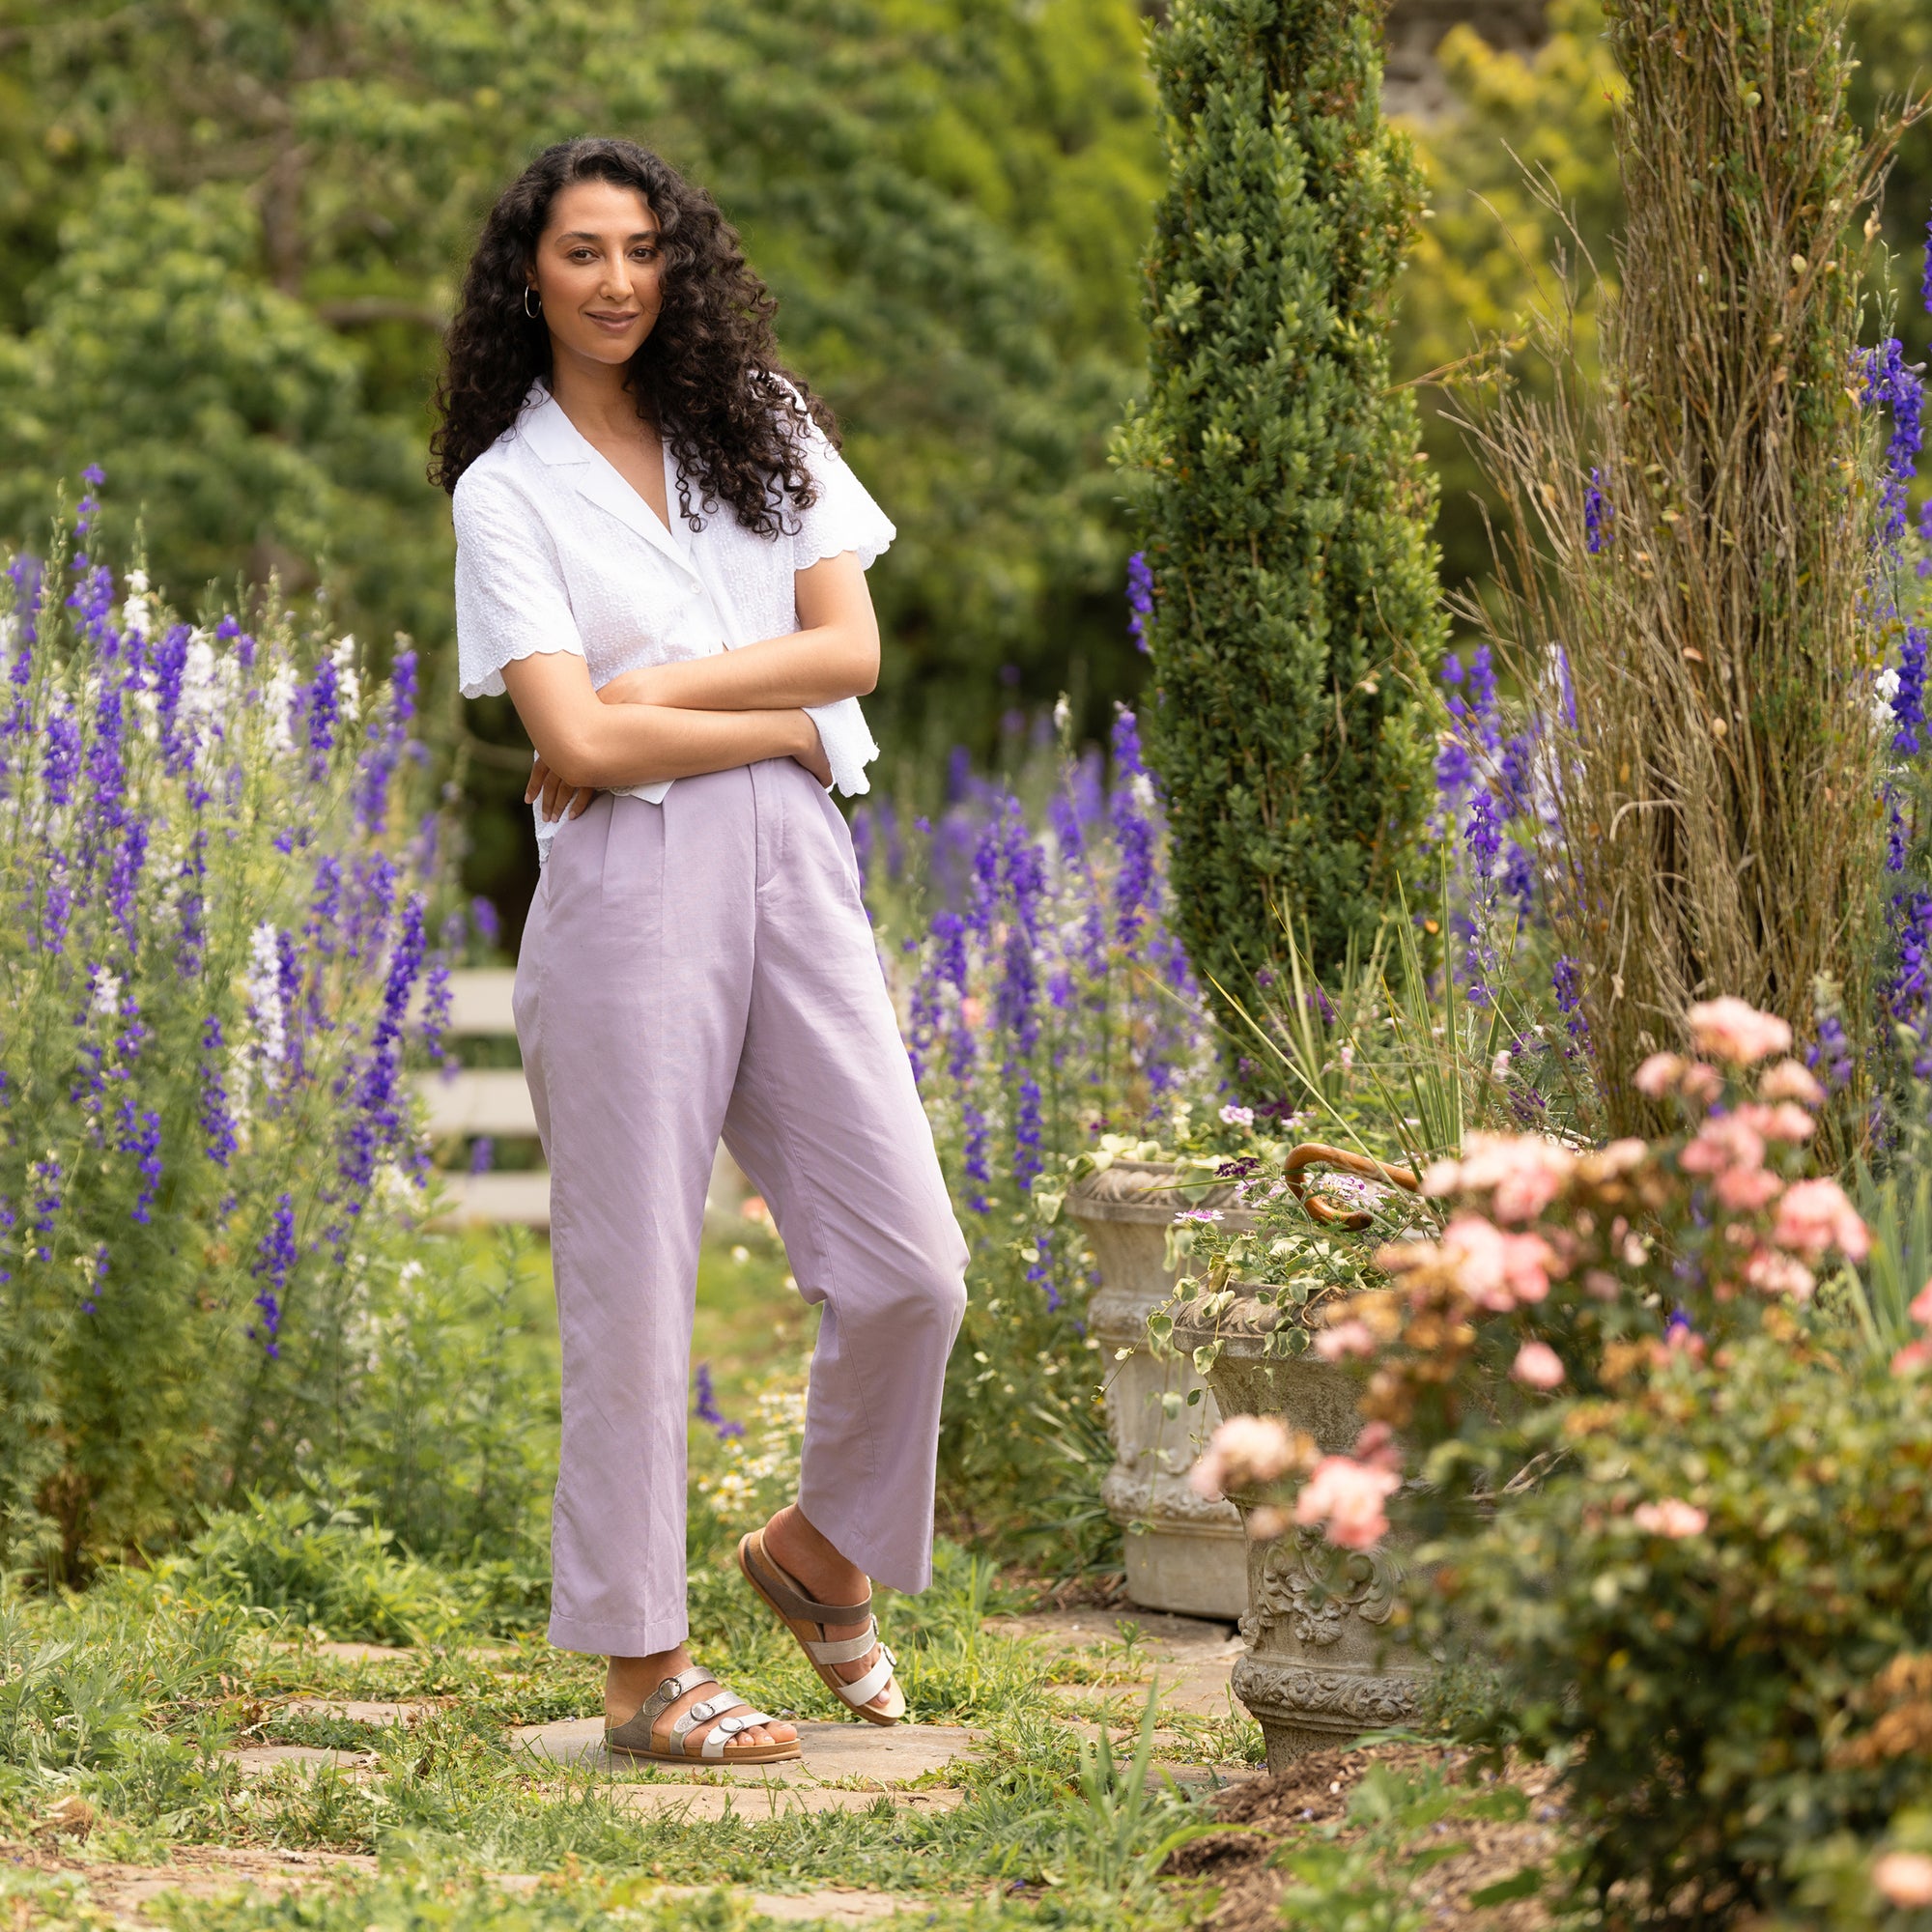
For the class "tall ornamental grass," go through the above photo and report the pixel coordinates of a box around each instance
[854,706,1214,1551]
[1453,0,1893,1135]
[0,484,453,1578]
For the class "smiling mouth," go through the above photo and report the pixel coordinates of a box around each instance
[587,311,640,326]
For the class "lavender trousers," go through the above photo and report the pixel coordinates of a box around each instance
[513,759,968,1658]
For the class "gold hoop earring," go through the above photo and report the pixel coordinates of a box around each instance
[524,287,541,319]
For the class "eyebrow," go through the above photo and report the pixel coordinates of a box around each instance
[554,229,659,243]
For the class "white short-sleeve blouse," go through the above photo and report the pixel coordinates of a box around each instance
[452,381,887,852]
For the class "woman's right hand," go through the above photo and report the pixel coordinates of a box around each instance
[791,712,833,789]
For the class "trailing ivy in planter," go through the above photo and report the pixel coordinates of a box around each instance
[1115,0,1447,1050]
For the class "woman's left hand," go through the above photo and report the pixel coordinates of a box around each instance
[526,753,599,822]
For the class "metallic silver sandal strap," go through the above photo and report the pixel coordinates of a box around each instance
[606,1666,720,1753]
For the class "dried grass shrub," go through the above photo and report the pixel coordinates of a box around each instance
[1451,0,1898,1138]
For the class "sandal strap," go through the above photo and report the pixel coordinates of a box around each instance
[669,1690,747,1739]
[747,1531,872,1626]
[836,1645,897,1711]
[700,1710,778,1760]
[808,1621,880,1666]
[638,1665,718,1733]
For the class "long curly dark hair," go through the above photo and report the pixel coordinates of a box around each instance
[430,136,836,536]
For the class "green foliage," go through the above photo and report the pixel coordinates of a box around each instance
[1435,1336,1932,1924]
[1271,1761,1553,1932]
[1117,0,1449,1048]
[168,1493,546,1645]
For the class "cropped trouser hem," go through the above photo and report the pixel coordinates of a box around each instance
[549,1610,691,1660]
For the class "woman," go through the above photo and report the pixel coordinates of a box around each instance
[433,137,968,1767]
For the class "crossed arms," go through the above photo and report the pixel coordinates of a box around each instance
[500,551,880,815]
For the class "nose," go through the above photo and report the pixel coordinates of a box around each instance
[599,252,634,301]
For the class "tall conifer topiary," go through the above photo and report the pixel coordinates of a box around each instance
[1117,0,1446,1060]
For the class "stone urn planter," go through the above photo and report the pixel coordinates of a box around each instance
[1171,1290,1428,1772]
[1169,1145,1431,1772]
[1063,1157,1256,1619]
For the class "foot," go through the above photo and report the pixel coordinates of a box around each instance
[606,1646,796,1755]
[761,1505,895,1717]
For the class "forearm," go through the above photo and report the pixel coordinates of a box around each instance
[543,701,807,791]
[601,623,879,713]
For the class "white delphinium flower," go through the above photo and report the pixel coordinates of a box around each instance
[122,569,154,640]
[265,665,300,755]
[331,635,361,719]
[244,922,287,1088]
[89,969,123,1020]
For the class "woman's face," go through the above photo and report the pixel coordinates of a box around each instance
[528,179,664,371]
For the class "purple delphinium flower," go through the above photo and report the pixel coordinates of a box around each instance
[30,1152,63,1262]
[470,895,501,952]
[119,1098,163,1223]
[1126,551,1154,655]
[1860,337,1923,541]
[1895,624,1928,755]
[1552,955,1590,1052]
[199,1015,237,1167]
[250,1193,297,1357]
[41,852,72,955]
[1584,468,1611,554]
[43,708,81,806]
[1110,708,1154,945]
[1810,1009,1854,1092]
[420,954,454,1066]
[469,1136,496,1176]
[692,1361,745,1440]
[305,656,339,771]
[339,894,428,1197]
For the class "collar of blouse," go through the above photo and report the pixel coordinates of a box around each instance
[516,382,700,586]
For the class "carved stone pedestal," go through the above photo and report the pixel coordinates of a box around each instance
[1171,1293,1429,1773]
[1065,1160,1254,1620]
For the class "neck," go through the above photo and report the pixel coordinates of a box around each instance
[546,343,650,440]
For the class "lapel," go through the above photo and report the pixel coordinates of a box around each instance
[519,384,696,582]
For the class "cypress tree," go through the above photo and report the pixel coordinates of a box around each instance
[1117,0,1446,1060]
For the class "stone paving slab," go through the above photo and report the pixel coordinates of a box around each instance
[223,1746,376,1774]
[997,1607,1246,1720]
[512,1717,980,1785]
[282,1699,435,1724]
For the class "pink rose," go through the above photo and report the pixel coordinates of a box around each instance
[1452,1133,1576,1223]
[1874,1852,1932,1909]
[1680,1115,1766,1178]
[1245,1505,1291,1542]
[1909,1280,1932,1326]
[1633,1497,1708,1538]
[1745,1248,1816,1302]
[1757,1058,1825,1106]
[1892,1339,1932,1378]
[1438,1213,1557,1311]
[1733,1101,1816,1144]
[1772,1178,1870,1262]
[1314,1319,1378,1362]
[1714,1165,1783,1212]
[1189,1413,1302,1499]
[1634,1053,1687,1098]
[1687,997,1793,1065]
[1511,1340,1566,1389]
[1352,1420,1404,1473]
[1295,1455,1401,1550]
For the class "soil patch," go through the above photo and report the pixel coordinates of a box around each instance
[1168,1743,1568,1932]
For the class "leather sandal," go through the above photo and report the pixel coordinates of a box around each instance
[737,1527,906,1726]
[605,1663,801,1765]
